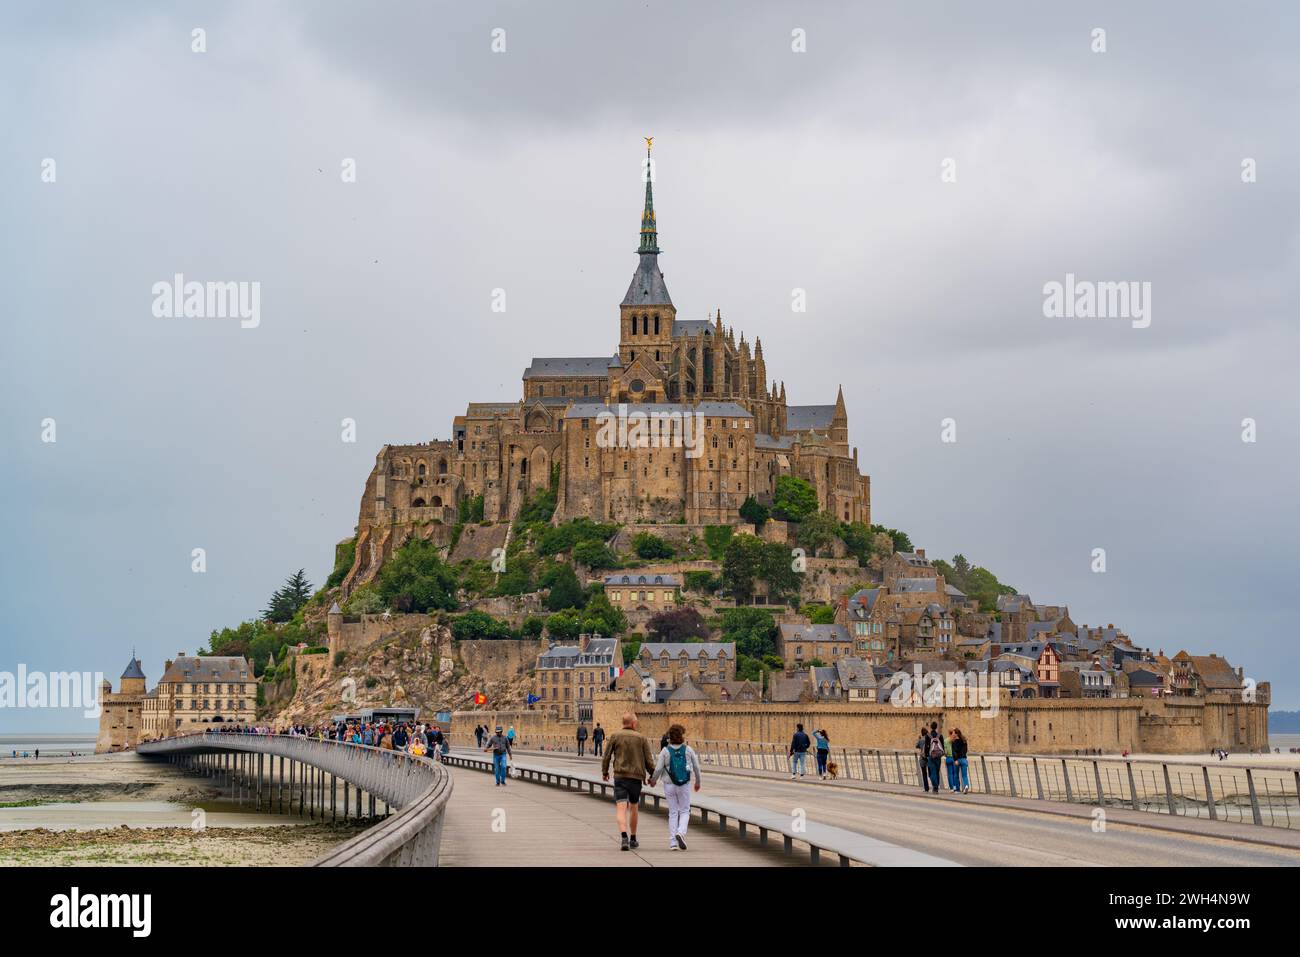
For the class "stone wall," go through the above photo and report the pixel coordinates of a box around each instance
[455,639,545,684]
[589,691,1272,755]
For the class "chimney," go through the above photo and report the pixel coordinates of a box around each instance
[579,634,591,652]
[916,548,925,558]
[177,651,186,658]
[164,659,174,673]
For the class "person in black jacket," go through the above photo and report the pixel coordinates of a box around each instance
[788,723,811,778]
[592,723,606,756]
[950,728,970,793]
[576,724,589,756]
[915,726,932,791]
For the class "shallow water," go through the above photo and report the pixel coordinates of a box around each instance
[0,799,312,832]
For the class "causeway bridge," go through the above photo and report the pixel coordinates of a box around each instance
[137,734,1300,867]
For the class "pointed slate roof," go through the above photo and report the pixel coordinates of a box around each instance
[121,657,145,680]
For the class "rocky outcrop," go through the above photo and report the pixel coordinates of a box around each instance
[268,621,536,727]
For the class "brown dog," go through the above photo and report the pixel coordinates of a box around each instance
[826,760,839,780]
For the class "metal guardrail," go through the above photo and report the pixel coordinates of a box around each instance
[137,733,453,866]
[443,750,956,866]
[450,732,1300,830]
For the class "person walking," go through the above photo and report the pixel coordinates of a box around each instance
[915,726,932,791]
[813,729,831,779]
[506,724,516,751]
[926,721,943,793]
[592,723,605,757]
[950,728,970,793]
[788,723,811,778]
[650,723,701,851]
[576,724,588,757]
[474,724,484,748]
[600,712,656,852]
[484,725,512,786]
[943,729,957,792]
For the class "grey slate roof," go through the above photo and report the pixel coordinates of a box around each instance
[161,656,252,683]
[563,401,750,419]
[755,432,795,450]
[121,657,145,679]
[835,657,877,689]
[604,573,681,587]
[640,642,735,660]
[538,637,619,669]
[779,623,850,643]
[622,253,673,307]
[785,405,836,431]
[672,319,715,338]
[894,577,941,594]
[847,588,882,618]
[523,356,618,379]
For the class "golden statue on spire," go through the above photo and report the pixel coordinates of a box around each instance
[644,136,654,152]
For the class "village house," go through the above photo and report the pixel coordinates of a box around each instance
[777,622,853,669]
[532,635,622,723]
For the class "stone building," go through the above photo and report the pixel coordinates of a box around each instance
[777,622,854,668]
[636,641,736,692]
[603,572,681,612]
[140,655,255,738]
[340,142,871,594]
[532,635,621,723]
[95,656,147,753]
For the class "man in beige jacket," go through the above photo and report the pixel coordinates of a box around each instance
[601,712,656,851]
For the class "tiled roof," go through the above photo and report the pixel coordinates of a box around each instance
[604,573,681,587]
[893,578,940,594]
[562,401,750,419]
[523,356,618,379]
[779,623,850,643]
[785,405,835,431]
[672,319,714,338]
[622,254,673,307]
[161,656,252,683]
[640,642,735,660]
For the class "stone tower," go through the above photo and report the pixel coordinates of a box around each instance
[95,655,147,753]
[618,137,676,369]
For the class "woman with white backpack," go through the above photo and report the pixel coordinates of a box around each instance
[650,723,702,851]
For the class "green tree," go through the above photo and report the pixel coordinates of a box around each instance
[376,538,458,613]
[839,520,873,566]
[718,607,779,659]
[739,496,769,528]
[760,540,803,605]
[520,615,545,639]
[772,476,818,522]
[572,540,618,569]
[721,533,765,603]
[796,511,840,558]
[632,532,674,560]
[581,591,628,636]
[325,539,356,589]
[545,610,583,640]
[702,525,734,561]
[263,569,313,623]
[543,562,584,611]
[803,605,837,624]
[452,610,513,640]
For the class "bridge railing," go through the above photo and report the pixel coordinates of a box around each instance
[137,732,453,865]
[450,731,1300,830]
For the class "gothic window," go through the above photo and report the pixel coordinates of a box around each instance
[654,315,660,334]
[537,385,544,396]
[438,459,447,474]
[583,384,589,396]
[418,462,427,478]
[728,435,734,449]
[655,350,661,362]
[560,385,566,396]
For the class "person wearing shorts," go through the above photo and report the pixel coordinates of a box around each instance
[600,712,656,852]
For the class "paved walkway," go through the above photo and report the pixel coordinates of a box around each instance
[438,761,800,867]
[499,750,1300,867]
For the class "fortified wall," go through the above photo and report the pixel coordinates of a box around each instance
[582,691,1270,755]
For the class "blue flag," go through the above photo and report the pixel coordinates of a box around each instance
[526,693,540,704]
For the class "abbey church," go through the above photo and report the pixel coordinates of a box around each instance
[344,143,870,591]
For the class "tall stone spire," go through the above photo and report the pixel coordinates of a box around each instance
[639,137,659,254]
[622,138,672,309]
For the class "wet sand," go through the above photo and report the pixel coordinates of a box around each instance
[0,751,360,865]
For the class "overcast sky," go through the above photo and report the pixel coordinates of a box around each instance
[2,1,1297,733]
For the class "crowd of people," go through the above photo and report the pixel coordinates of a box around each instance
[203,720,452,760]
